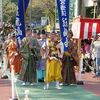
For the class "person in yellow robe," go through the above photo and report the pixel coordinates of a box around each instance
[42,32,62,90]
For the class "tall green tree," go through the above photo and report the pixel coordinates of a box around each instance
[39,0,55,28]
[31,0,55,28]
[3,0,17,24]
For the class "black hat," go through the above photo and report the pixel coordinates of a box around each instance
[37,30,41,35]
[32,29,37,34]
[11,33,16,38]
[41,29,45,34]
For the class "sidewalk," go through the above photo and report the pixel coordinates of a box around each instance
[82,72,100,96]
[0,79,12,100]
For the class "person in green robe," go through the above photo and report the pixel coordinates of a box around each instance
[19,30,40,85]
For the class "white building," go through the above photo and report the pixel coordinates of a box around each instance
[75,0,98,18]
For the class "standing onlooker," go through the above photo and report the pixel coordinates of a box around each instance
[92,34,100,76]
[90,36,96,74]
[83,40,91,72]
[1,34,11,77]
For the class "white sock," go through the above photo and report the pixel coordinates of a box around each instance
[44,83,49,90]
[56,81,62,89]
[56,81,59,87]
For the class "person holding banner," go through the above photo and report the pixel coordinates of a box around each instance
[19,30,40,85]
[43,32,62,90]
[61,31,78,85]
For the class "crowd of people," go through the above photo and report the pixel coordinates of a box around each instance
[81,34,100,77]
[0,29,100,90]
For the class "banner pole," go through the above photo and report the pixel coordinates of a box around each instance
[0,0,3,28]
[29,0,32,32]
[54,0,56,31]
[11,65,15,99]
[77,39,84,85]
[9,65,18,100]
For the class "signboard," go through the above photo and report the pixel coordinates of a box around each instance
[41,17,47,26]
[56,0,75,29]
[57,0,69,51]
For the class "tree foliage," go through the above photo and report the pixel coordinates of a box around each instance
[31,0,55,28]
[39,0,55,28]
[3,0,17,24]
[2,0,55,28]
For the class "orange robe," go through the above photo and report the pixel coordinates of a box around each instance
[8,40,21,74]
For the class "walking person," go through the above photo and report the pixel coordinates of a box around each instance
[19,29,40,85]
[61,31,78,85]
[43,32,62,90]
[37,30,47,82]
[8,34,21,74]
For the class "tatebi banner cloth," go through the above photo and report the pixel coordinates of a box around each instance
[57,0,69,51]
[15,0,30,47]
[72,17,100,39]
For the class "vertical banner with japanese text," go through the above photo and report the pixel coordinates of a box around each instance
[15,0,30,47]
[57,0,69,51]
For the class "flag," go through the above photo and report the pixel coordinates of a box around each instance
[15,0,30,47]
[72,17,100,39]
[57,0,69,51]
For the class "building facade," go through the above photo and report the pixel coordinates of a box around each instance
[75,0,100,18]
[97,0,100,16]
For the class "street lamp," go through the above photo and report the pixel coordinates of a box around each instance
[93,0,97,18]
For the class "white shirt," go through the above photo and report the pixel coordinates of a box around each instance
[42,39,64,59]
[57,41,64,58]
[93,40,100,58]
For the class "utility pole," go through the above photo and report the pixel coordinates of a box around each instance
[93,0,97,18]
[0,0,3,28]
[29,0,32,32]
[74,0,79,17]
[55,0,57,31]
[97,0,100,16]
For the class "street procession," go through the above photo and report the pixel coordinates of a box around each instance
[0,0,100,100]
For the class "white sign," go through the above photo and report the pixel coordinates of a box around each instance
[83,0,94,7]
[0,0,3,28]
[41,17,47,26]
